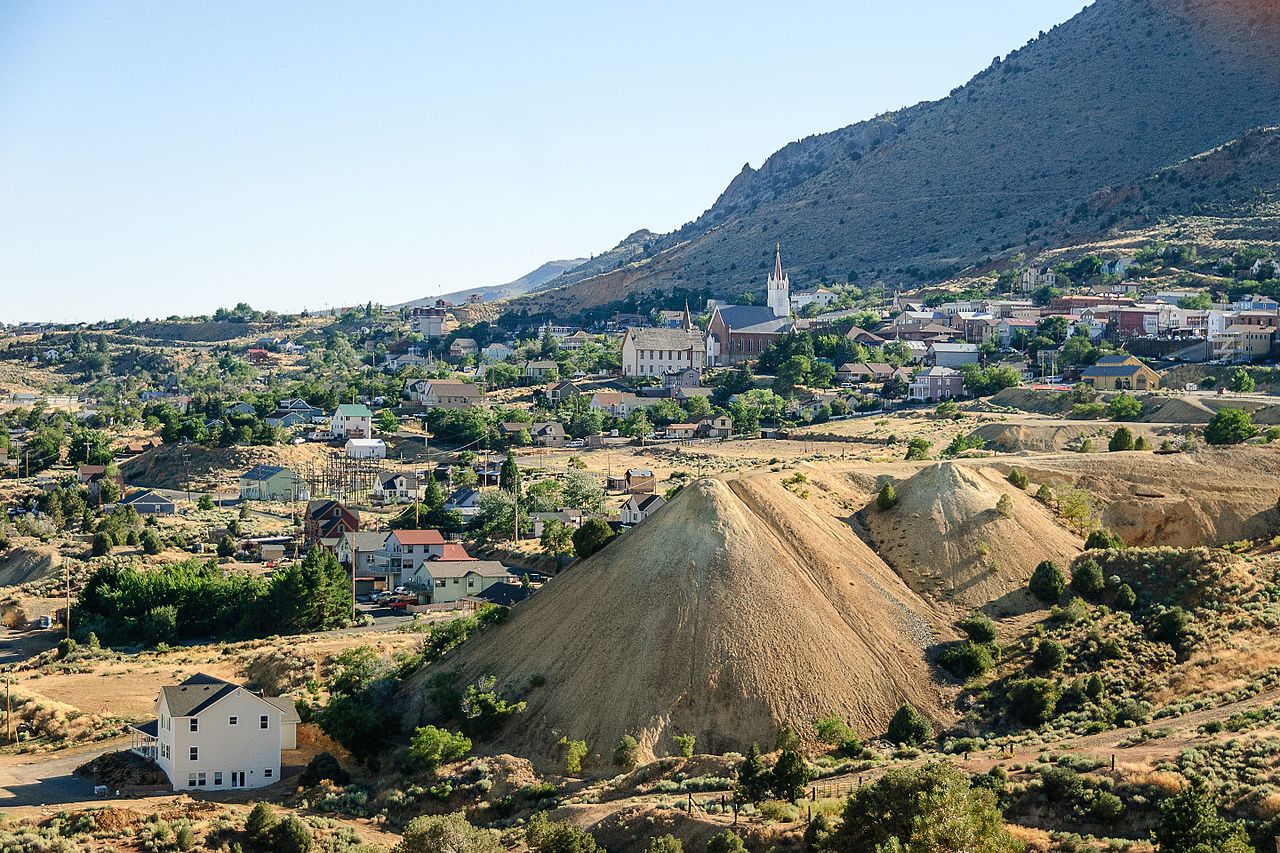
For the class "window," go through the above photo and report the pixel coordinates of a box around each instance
[188,773,197,787]
[264,768,273,778]
[260,715,269,729]
[190,746,199,761]
[214,771,223,786]
[197,772,207,787]
[229,716,238,726]
[189,718,198,732]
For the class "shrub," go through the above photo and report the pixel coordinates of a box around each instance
[175,825,195,851]
[644,836,682,853]
[1007,468,1029,489]
[558,737,588,774]
[1152,607,1193,652]
[273,817,313,853]
[887,703,932,746]
[1091,790,1125,823]
[299,752,350,788]
[1228,367,1256,394]
[1114,583,1137,610]
[613,735,639,769]
[216,534,236,558]
[1005,678,1060,726]
[525,812,604,853]
[1084,528,1124,550]
[876,482,897,511]
[1154,780,1252,853]
[1134,435,1150,451]
[397,812,501,853]
[1109,426,1135,452]
[904,438,931,461]
[246,802,278,845]
[409,726,472,771]
[938,641,995,679]
[673,733,695,758]
[56,638,78,660]
[1205,408,1257,445]
[814,716,861,754]
[824,763,1020,853]
[706,831,746,853]
[1029,560,1066,603]
[995,494,1014,518]
[1032,639,1066,672]
[958,613,997,644]
[196,494,215,510]
[1035,484,1053,504]
[1071,558,1106,597]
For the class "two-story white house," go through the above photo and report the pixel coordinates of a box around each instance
[330,404,373,439]
[131,674,299,791]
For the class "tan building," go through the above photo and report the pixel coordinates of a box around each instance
[1079,354,1161,391]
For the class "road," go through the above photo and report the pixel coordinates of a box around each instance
[0,742,117,807]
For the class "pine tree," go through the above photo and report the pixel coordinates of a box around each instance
[735,743,770,804]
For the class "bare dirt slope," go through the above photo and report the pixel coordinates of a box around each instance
[860,462,1083,614]
[0,545,61,588]
[1012,446,1280,548]
[401,475,947,763]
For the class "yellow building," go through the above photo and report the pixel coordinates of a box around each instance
[1079,354,1161,391]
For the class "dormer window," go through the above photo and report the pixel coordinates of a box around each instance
[189,718,198,732]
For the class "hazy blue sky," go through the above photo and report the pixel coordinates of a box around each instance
[0,1,1088,321]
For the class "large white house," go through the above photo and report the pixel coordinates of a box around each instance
[330,404,373,439]
[131,674,299,791]
[621,325,705,378]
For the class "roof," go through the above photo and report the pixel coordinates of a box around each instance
[345,438,386,447]
[626,494,666,512]
[439,543,473,560]
[263,696,301,724]
[627,468,654,478]
[392,529,446,546]
[929,342,979,353]
[421,560,512,580]
[714,304,792,334]
[123,490,173,506]
[468,584,532,607]
[132,719,159,737]
[161,674,238,716]
[341,530,390,551]
[1094,354,1140,366]
[446,487,480,504]
[913,366,962,378]
[335,403,373,417]
[241,464,290,481]
[625,327,703,350]
[1081,364,1151,378]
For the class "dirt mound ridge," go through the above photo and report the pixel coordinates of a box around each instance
[0,545,60,587]
[972,422,1178,453]
[121,441,334,492]
[1140,397,1216,424]
[400,476,945,762]
[862,462,1082,612]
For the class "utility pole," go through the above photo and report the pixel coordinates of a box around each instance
[512,463,520,545]
[64,561,71,640]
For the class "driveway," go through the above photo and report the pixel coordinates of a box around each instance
[0,743,116,806]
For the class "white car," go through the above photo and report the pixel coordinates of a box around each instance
[566,439,585,448]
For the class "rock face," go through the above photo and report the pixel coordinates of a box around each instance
[518,0,1280,315]
[399,476,945,762]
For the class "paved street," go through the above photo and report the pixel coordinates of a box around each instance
[0,743,116,807]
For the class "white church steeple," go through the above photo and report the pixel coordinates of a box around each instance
[767,242,790,318]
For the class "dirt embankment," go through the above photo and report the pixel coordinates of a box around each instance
[121,442,337,492]
[400,475,949,764]
[0,544,60,588]
[860,462,1083,614]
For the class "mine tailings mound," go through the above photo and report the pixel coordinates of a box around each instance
[0,544,61,587]
[860,462,1083,614]
[970,421,1175,454]
[399,476,946,764]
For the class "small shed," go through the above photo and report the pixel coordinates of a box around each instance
[345,438,387,459]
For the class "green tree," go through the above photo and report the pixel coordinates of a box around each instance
[1071,557,1105,597]
[1108,393,1143,421]
[1084,528,1124,550]
[571,518,615,559]
[735,742,771,804]
[141,529,163,555]
[396,812,502,853]
[876,482,898,511]
[1109,426,1135,451]
[375,409,401,433]
[1029,560,1066,603]
[770,748,812,803]
[887,703,932,746]
[644,837,682,853]
[500,451,520,493]
[995,493,1014,518]
[91,531,113,557]
[408,725,472,771]
[1228,368,1256,394]
[1115,583,1137,610]
[272,815,313,853]
[673,734,695,758]
[824,763,1020,853]
[525,813,605,853]
[1007,468,1029,489]
[558,738,589,774]
[196,493,215,510]
[216,534,236,558]
[625,410,653,440]
[1005,678,1060,726]
[613,735,639,769]
[1153,780,1253,853]
[1205,408,1257,445]
[246,802,278,846]
[958,613,997,644]
[1033,639,1066,672]
[904,438,931,461]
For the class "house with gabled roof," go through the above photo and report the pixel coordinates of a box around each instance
[330,404,372,439]
[130,673,299,792]
[304,500,359,547]
[620,493,666,526]
[122,489,176,516]
[239,465,305,502]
